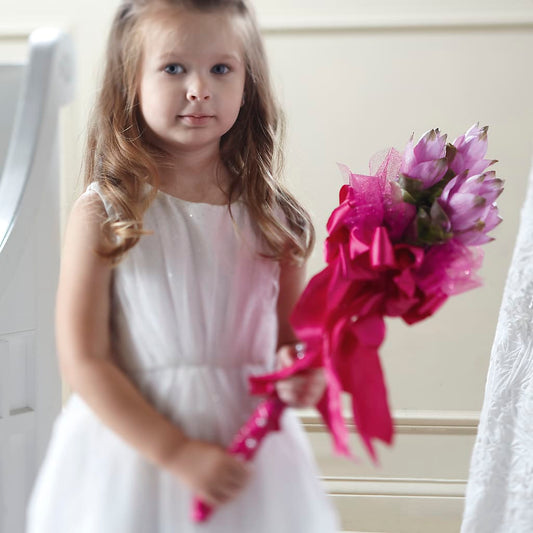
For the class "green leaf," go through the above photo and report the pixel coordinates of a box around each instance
[414,204,453,246]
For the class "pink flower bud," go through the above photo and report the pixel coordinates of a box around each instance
[450,123,496,178]
[400,129,448,189]
[439,170,504,244]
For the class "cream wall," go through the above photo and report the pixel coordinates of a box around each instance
[257,4,533,530]
[2,1,533,531]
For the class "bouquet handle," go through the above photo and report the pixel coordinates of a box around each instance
[191,394,286,522]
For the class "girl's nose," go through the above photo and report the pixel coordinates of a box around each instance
[186,77,211,102]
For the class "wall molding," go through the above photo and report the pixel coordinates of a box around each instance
[324,476,466,498]
[299,409,479,436]
[260,12,533,33]
[6,12,531,38]
[0,21,70,41]
[0,24,41,43]
[0,28,31,40]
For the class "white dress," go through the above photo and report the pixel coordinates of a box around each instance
[461,163,533,532]
[26,183,340,533]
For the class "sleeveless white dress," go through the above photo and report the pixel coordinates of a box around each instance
[461,163,533,532]
[26,183,339,533]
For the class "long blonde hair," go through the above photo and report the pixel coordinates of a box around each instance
[85,0,315,264]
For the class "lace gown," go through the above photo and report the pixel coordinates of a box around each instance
[461,164,533,532]
[26,183,339,533]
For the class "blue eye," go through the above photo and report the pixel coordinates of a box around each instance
[211,64,230,75]
[164,64,184,75]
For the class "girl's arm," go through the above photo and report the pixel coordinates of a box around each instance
[57,192,248,506]
[57,192,186,464]
[275,260,326,407]
[276,259,307,348]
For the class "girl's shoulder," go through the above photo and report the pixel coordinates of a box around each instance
[81,181,115,218]
[65,185,110,257]
[75,185,107,221]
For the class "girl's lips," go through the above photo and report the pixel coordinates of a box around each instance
[178,114,214,126]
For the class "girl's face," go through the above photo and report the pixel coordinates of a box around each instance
[137,8,246,156]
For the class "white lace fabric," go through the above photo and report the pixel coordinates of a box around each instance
[461,163,533,532]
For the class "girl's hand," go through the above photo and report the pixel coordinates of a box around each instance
[166,439,251,507]
[275,344,327,408]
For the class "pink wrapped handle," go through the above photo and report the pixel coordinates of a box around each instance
[191,395,286,522]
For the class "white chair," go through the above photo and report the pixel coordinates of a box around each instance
[0,28,74,532]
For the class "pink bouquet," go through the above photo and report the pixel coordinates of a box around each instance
[192,124,503,522]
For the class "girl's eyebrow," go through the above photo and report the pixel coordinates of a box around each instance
[216,53,243,63]
[155,52,243,64]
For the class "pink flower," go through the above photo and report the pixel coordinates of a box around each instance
[449,123,496,178]
[439,170,503,245]
[400,129,448,189]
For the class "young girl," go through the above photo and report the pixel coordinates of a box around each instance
[26,0,340,531]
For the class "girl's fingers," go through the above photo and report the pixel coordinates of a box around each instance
[225,463,250,488]
[276,342,307,369]
[203,477,245,507]
[276,368,327,407]
[223,474,247,494]
[222,458,250,487]
[202,490,222,508]
[277,345,294,368]
[211,468,250,504]
[277,385,308,406]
